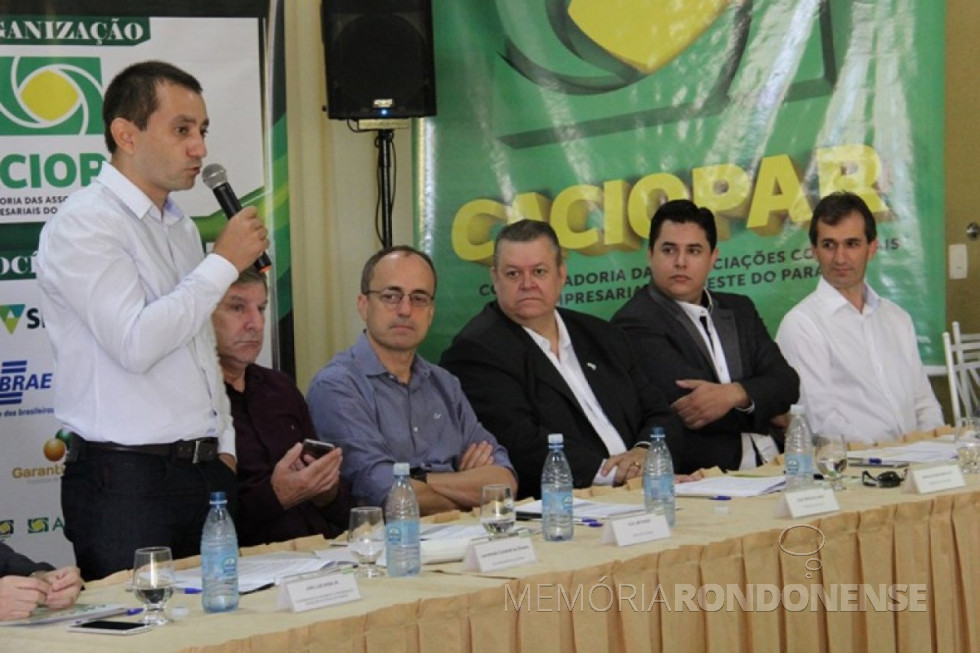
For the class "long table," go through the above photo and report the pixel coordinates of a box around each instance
[6,472,979,652]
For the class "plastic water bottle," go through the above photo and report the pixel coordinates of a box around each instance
[541,433,574,541]
[385,463,421,577]
[784,404,814,491]
[201,491,239,613]
[643,427,676,526]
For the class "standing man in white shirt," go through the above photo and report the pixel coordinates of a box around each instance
[776,191,943,444]
[36,61,269,580]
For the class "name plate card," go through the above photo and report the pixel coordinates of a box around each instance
[776,488,839,519]
[600,512,670,547]
[462,536,537,573]
[903,464,965,494]
[276,569,360,613]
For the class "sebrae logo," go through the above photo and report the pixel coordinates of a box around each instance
[0,359,52,406]
[0,519,13,537]
[0,57,103,136]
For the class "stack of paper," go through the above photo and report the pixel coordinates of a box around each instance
[174,551,331,593]
[516,498,643,519]
[674,475,786,497]
[847,440,958,465]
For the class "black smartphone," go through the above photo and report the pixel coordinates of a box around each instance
[301,438,336,459]
[68,619,152,635]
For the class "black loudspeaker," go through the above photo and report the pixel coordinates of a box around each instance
[321,0,437,120]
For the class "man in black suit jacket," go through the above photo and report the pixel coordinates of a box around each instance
[612,200,799,474]
[441,220,676,498]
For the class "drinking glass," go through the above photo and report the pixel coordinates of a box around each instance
[348,507,385,578]
[480,484,515,538]
[815,433,848,491]
[955,417,980,474]
[132,546,175,626]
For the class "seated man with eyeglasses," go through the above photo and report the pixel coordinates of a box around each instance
[306,246,516,515]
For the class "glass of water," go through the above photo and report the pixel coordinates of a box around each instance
[132,546,175,626]
[480,484,515,538]
[955,417,980,474]
[815,433,848,491]
[348,507,385,578]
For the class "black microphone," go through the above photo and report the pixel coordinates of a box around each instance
[201,163,272,274]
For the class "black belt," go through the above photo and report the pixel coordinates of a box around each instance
[66,432,219,464]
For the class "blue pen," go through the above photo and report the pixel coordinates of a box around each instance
[868,457,883,465]
[710,496,732,501]
[126,607,144,616]
[183,587,203,594]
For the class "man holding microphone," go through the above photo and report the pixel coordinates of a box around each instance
[37,60,268,580]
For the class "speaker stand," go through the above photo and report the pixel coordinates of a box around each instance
[375,129,395,248]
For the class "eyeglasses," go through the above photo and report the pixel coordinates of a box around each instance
[861,469,906,488]
[365,288,434,308]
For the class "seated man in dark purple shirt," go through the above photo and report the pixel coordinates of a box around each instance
[213,268,351,546]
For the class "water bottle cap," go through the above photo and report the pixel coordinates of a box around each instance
[548,433,563,445]
[651,427,665,439]
[209,491,226,504]
[393,462,410,476]
[790,403,805,416]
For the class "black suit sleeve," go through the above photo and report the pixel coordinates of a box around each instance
[614,290,799,472]
[441,334,606,498]
[0,542,53,577]
[733,299,800,431]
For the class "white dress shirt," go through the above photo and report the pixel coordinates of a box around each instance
[523,313,627,485]
[37,163,238,455]
[776,276,943,444]
[677,297,772,469]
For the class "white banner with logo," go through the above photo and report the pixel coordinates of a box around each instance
[0,9,269,567]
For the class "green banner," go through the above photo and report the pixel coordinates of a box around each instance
[419,0,945,364]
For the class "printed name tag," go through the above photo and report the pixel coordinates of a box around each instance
[903,464,965,494]
[600,512,670,546]
[276,569,360,613]
[776,488,839,518]
[462,536,537,573]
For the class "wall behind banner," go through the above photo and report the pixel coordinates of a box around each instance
[0,5,275,567]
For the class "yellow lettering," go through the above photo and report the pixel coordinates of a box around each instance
[602,180,640,251]
[627,172,687,241]
[747,154,810,233]
[692,163,752,240]
[551,184,607,255]
[451,199,507,264]
[816,144,888,215]
[508,192,551,223]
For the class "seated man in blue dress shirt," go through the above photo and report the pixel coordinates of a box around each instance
[306,246,516,514]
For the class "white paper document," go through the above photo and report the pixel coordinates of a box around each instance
[174,551,331,593]
[516,498,643,520]
[674,475,786,498]
[847,440,958,465]
[0,603,128,627]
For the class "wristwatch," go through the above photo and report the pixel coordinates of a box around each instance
[409,466,428,483]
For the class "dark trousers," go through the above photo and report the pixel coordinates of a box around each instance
[61,450,237,581]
